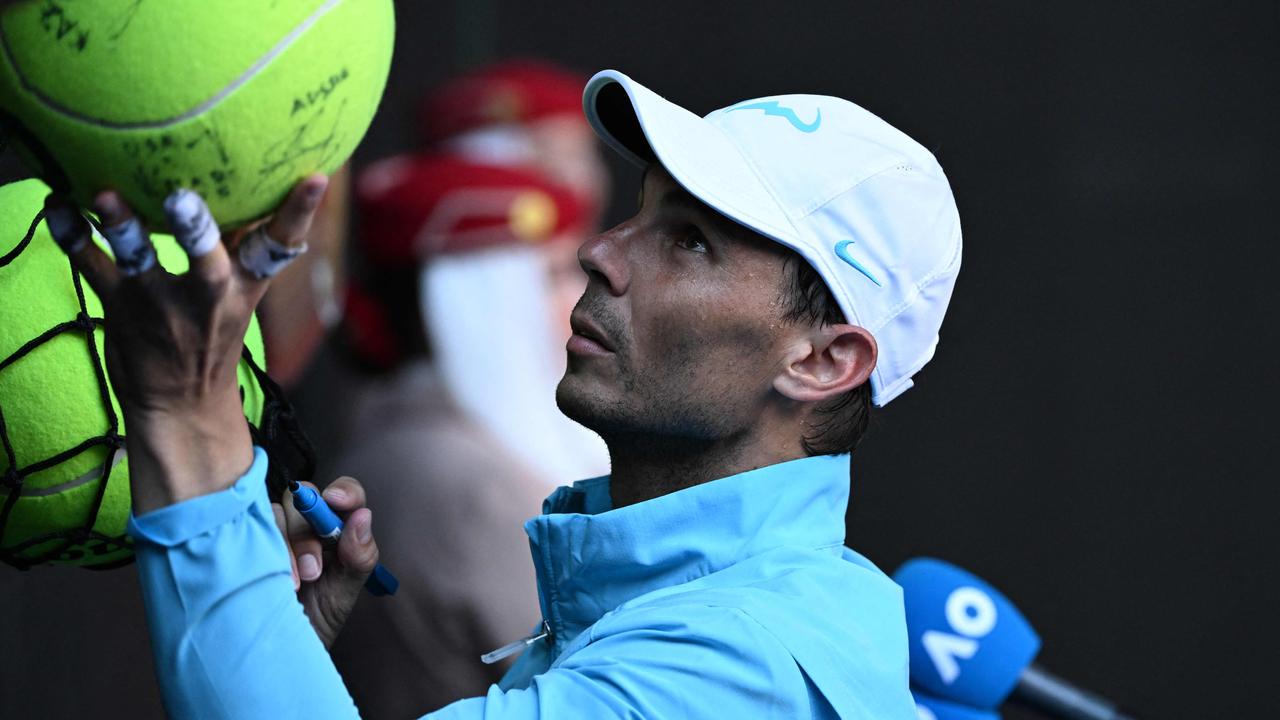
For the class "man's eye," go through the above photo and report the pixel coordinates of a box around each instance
[676,228,709,253]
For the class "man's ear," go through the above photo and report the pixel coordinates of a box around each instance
[773,324,877,403]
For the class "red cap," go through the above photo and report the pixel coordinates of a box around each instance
[346,153,590,370]
[355,153,591,267]
[419,59,586,145]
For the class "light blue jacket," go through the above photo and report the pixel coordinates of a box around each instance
[129,448,915,719]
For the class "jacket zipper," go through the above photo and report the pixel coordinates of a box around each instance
[480,619,553,665]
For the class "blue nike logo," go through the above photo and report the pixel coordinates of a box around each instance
[834,240,882,287]
[727,100,821,133]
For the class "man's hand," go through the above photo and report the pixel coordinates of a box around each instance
[272,477,380,648]
[43,177,328,513]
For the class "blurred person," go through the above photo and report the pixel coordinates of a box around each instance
[45,69,961,719]
[319,61,612,716]
[417,59,611,225]
[328,157,603,716]
[346,153,609,485]
[312,58,611,476]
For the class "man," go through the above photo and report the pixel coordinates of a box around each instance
[43,70,961,718]
[331,159,604,715]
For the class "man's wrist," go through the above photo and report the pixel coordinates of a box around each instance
[126,399,256,515]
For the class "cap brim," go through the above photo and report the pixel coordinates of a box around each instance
[583,70,797,246]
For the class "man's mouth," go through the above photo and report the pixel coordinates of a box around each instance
[568,312,615,355]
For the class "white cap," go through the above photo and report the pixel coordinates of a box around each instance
[583,70,962,406]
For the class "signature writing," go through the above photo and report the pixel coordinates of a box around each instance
[37,0,146,52]
[38,1,89,52]
[253,96,349,195]
[107,0,145,42]
[291,66,350,116]
[124,126,235,201]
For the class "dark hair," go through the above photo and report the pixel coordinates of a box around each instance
[779,254,872,456]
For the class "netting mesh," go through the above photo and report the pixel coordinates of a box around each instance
[0,203,317,570]
[0,209,129,569]
[243,344,316,505]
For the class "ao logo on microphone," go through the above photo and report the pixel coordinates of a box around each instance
[922,586,998,684]
[895,558,1041,709]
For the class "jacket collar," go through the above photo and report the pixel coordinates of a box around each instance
[524,454,851,653]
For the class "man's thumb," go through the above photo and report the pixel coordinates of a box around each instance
[337,509,379,578]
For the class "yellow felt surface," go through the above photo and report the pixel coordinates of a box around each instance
[0,1,322,124]
[0,0,394,226]
[0,178,267,567]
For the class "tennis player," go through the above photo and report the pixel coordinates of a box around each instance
[44,70,961,719]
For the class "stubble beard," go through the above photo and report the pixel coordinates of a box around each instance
[556,294,735,448]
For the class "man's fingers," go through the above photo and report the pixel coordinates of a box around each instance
[163,189,232,284]
[283,476,375,592]
[236,175,327,283]
[283,484,325,583]
[43,194,121,298]
[93,191,159,278]
[269,174,329,245]
[271,502,302,592]
[335,508,379,578]
[322,476,367,513]
[235,225,305,282]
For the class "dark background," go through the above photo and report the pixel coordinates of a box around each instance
[388,3,1270,718]
[4,2,1277,718]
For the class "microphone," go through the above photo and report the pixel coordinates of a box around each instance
[894,558,1138,720]
[913,688,1001,720]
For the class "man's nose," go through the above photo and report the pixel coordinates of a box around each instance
[577,223,632,296]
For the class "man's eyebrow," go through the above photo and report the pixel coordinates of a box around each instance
[659,186,713,218]
[646,169,742,237]
[659,185,757,247]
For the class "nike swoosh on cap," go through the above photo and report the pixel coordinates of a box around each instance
[834,240,882,287]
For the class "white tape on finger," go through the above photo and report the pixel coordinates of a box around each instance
[163,189,221,258]
[238,227,307,279]
[102,216,156,276]
[43,204,91,253]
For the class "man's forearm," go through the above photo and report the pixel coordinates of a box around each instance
[129,448,360,719]
[125,391,255,514]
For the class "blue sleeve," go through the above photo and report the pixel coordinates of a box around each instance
[127,447,360,720]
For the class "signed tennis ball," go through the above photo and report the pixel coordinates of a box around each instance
[0,0,394,228]
[0,178,267,568]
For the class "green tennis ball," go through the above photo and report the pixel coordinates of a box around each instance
[0,0,394,228]
[0,178,267,569]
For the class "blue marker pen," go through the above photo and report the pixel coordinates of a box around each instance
[290,482,399,596]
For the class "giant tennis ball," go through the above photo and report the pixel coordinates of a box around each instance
[0,0,394,228]
[0,178,267,569]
